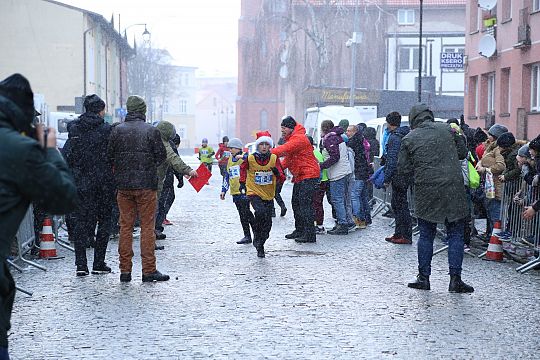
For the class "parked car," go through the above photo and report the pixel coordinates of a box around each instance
[48,111,79,149]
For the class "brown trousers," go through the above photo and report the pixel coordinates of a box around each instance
[117,189,157,274]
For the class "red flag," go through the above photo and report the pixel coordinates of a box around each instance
[188,164,212,192]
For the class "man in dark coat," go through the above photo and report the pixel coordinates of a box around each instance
[108,95,169,283]
[62,94,115,276]
[382,112,412,244]
[0,73,77,358]
[398,104,474,293]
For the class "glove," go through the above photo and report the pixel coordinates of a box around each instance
[176,177,184,188]
[239,182,246,194]
[271,167,280,176]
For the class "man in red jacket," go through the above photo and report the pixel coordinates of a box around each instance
[272,116,321,243]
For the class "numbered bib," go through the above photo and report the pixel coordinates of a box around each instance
[228,165,240,178]
[200,149,209,156]
[223,151,231,158]
[254,171,273,185]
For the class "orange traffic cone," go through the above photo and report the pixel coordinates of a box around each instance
[484,220,504,262]
[39,217,58,259]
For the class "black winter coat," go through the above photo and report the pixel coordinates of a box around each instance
[107,113,167,190]
[347,131,370,181]
[62,112,114,192]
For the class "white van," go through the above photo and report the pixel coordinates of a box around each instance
[48,112,79,148]
[304,105,376,146]
[364,116,447,157]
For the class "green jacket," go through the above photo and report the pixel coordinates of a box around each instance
[398,104,468,224]
[0,121,77,259]
[156,121,192,195]
[313,148,328,182]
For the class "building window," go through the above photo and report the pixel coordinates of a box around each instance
[162,100,169,114]
[500,68,510,114]
[502,0,512,21]
[397,9,415,25]
[398,46,424,71]
[487,73,496,114]
[534,0,540,12]
[469,76,479,117]
[469,0,479,32]
[532,64,540,112]
[260,109,268,130]
[179,99,187,114]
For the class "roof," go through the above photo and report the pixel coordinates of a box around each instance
[43,0,134,56]
[292,0,466,6]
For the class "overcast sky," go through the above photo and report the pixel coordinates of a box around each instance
[57,0,241,77]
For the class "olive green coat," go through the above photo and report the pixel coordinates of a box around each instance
[397,104,468,224]
[156,121,192,195]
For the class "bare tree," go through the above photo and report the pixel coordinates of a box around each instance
[127,46,175,120]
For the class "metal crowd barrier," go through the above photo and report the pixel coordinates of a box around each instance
[497,179,540,273]
[53,215,74,252]
[8,205,46,297]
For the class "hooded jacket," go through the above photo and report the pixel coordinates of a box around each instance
[156,121,192,195]
[363,127,379,163]
[320,126,352,181]
[62,112,114,192]
[271,123,320,182]
[383,126,410,187]
[347,130,370,181]
[397,104,468,223]
[478,141,506,200]
[0,95,77,259]
[107,112,166,190]
[500,141,527,182]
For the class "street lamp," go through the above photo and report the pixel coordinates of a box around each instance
[123,23,151,46]
[418,0,424,103]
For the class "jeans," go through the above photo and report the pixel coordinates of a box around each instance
[234,196,255,238]
[351,179,370,221]
[391,183,412,240]
[329,177,348,225]
[155,171,175,233]
[344,174,354,225]
[117,189,157,275]
[417,218,465,276]
[291,178,318,238]
[248,196,273,249]
[485,198,501,236]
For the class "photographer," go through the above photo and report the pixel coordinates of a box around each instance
[0,73,77,359]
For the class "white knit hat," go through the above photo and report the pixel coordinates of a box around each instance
[255,136,274,150]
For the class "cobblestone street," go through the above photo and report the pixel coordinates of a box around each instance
[10,162,540,359]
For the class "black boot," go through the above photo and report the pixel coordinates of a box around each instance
[408,274,430,290]
[327,224,348,235]
[280,206,287,217]
[448,275,474,293]
[285,230,302,239]
[237,236,252,244]
[142,270,170,282]
[256,246,265,258]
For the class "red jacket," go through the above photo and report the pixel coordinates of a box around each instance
[271,123,320,182]
[215,143,230,166]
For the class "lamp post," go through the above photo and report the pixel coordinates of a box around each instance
[417,0,424,103]
[349,0,360,107]
[83,26,97,97]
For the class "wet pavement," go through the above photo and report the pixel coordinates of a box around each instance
[10,160,540,359]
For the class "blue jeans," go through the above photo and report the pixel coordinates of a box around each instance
[329,177,348,225]
[351,179,370,221]
[485,198,501,236]
[417,218,464,276]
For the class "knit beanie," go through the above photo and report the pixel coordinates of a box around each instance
[228,137,243,150]
[255,136,273,149]
[338,119,349,131]
[281,115,296,129]
[517,144,531,158]
[488,124,508,139]
[496,132,515,148]
[0,73,35,130]
[126,95,147,115]
[473,127,488,144]
[83,94,105,113]
[529,135,540,152]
